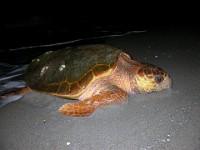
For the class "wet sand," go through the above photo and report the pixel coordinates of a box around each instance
[0,26,200,150]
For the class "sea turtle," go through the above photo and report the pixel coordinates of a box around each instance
[2,44,171,116]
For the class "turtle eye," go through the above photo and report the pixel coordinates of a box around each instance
[155,75,164,84]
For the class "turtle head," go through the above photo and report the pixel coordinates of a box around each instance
[134,63,172,93]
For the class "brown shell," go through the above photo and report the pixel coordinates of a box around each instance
[25,44,122,98]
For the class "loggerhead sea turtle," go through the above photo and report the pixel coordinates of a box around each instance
[2,44,172,116]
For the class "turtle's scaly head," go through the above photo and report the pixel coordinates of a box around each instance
[134,62,172,93]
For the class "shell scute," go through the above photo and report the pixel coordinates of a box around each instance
[58,82,70,95]
[78,71,94,90]
[70,83,82,95]
[93,65,110,76]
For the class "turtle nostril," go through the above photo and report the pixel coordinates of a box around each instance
[155,76,164,84]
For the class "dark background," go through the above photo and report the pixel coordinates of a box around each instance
[1,16,150,49]
[0,15,199,64]
[0,15,150,64]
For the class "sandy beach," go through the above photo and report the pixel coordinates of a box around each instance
[0,26,200,150]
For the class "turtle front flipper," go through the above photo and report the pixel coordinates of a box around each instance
[59,86,128,117]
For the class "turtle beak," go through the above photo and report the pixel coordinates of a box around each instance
[154,75,172,92]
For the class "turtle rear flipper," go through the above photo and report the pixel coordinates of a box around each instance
[59,85,128,116]
[0,87,31,99]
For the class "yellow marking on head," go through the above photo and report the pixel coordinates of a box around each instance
[135,74,157,92]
